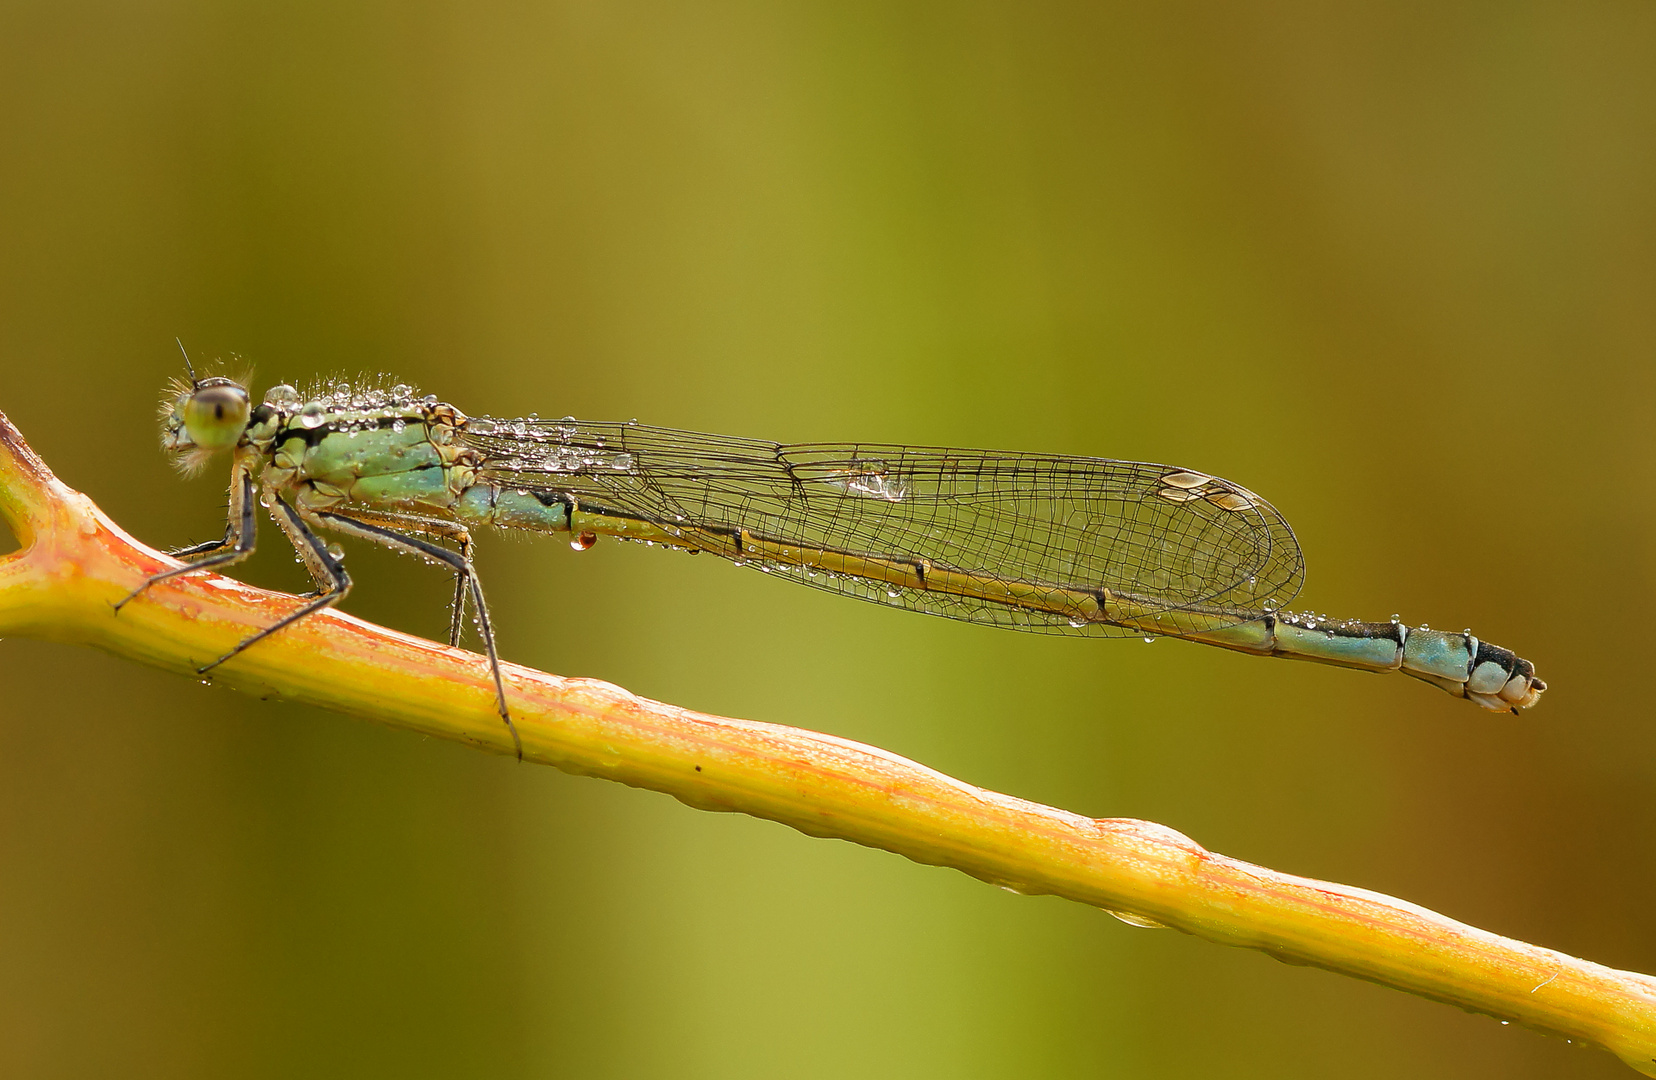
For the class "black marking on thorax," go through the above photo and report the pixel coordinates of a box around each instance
[274,413,428,448]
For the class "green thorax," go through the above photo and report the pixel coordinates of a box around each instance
[245,381,483,515]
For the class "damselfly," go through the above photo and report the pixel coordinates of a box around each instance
[120,355,1546,757]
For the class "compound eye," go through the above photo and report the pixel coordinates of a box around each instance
[182,381,251,451]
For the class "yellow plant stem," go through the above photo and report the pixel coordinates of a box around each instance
[1,408,1653,1074]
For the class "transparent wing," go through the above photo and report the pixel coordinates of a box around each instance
[460,418,1304,637]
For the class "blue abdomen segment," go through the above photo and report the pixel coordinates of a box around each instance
[1177,613,1544,711]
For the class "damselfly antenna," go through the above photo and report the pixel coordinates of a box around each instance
[175,337,198,388]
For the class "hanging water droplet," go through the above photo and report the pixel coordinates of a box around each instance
[390,419,406,433]
[569,532,597,551]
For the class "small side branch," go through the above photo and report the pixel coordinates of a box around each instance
[1,408,1653,1075]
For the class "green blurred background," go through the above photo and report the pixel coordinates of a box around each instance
[1,2,1652,1076]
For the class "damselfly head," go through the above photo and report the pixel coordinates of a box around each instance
[158,340,255,472]
[159,374,252,473]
